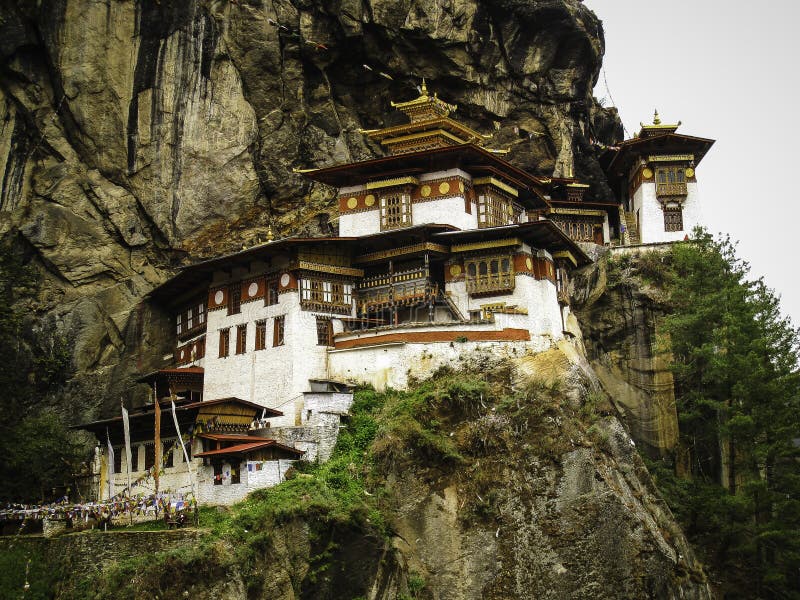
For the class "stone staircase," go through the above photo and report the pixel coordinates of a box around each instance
[624,212,640,245]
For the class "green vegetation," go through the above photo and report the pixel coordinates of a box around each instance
[642,229,800,599]
[61,361,595,599]
[0,241,82,502]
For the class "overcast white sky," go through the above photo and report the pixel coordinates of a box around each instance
[584,0,800,327]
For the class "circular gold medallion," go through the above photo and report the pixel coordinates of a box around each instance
[525,257,533,270]
[685,167,695,178]
[364,194,375,207]
[346,197,358,209]
[420,185,431,198]
[439,181,450,195]
[458,181,465,193]
[642,167,654,179]
[449,264,462,277]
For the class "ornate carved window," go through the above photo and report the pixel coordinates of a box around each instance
[380,192,411,230]
[664,206,683,232]
[255,320,267,350]
[464,254,515,296]
[477,191,511,228]
[299,277,353,314]
[656,167,688,197]
[656,167,685,184]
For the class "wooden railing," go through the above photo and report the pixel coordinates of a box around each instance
[465,272,515,295]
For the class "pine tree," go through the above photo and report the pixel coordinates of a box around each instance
[657,229,800,598]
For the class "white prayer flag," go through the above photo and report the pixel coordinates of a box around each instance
[121,403,133,496]
[106,428,114,500]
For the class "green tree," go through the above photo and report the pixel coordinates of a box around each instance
[0,241,82,502]
[656,229,800,598]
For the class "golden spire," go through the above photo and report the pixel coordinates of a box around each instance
[267,225,274,242]
[653,109,661,125]
[420,77,428,95]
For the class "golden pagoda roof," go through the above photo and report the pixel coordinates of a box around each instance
[389,79,457,120]
[638,109,681,138]
[364,80,493,155]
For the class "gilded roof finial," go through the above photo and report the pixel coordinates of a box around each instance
[267,225,274,242]
[653,109,661,125]
[420,78,428,96]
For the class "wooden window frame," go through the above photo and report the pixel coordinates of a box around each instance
[235,324,247,355]
[255,320,267,351]
[219,328,230,358]
[228,282,242,316]
[299,277,353,313]
[316,316,334,346]
[273,315,285,347]
[664,205,684,232]
[265,277,279,306]
[379,191,411,231]
[464,253,515,296]
[230,464,241,485]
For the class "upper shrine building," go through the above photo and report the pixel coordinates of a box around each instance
[76,85,714,504]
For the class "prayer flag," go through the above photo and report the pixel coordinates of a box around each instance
[121,403,133,496]
[106,428,114,500]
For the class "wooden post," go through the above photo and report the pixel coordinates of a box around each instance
[153,383,161,493]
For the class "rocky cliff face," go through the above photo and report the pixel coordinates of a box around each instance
[0,0,621,418]
[571,251,680,459]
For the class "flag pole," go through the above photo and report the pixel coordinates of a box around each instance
[170,390,198,526]
[154,383,161,495]
[121,399,133,525]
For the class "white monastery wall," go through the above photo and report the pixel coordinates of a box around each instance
[634,182,702,244]
[202,290,336,427]
[412,195,477,229]
[339,208,380,237]
[444,276,562,338]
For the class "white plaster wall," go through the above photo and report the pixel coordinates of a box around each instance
[636,182,702,244]
[412,196,477,229]
[419,168,471,182]
[302,392,354,424]
[202,291,335,427]
[339,209,380,237]
[445,275,561,338]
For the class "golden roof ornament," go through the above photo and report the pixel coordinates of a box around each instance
[389,78,458,121]
[267,225,274,242]
[638,109,681,138]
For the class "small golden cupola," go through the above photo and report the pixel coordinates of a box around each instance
[637,109,682,138]
[361,80,489,155]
